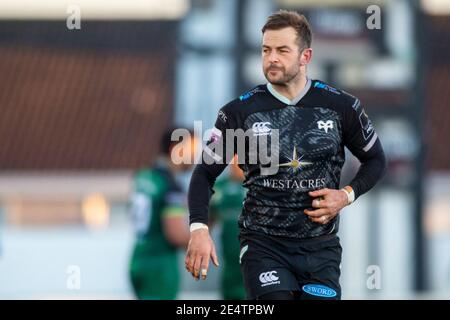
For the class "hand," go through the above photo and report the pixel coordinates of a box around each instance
[185,229,219,281]
[304,188,348,225]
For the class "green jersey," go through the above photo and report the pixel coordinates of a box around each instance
[131,164,186,255]
[129,161,186,299]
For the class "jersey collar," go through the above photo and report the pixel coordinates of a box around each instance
[266,77,311,105]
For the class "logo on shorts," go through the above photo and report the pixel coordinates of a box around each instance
[302,284,337,298]
[259,271,280,287]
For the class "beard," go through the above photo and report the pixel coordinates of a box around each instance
[263,63,300,85]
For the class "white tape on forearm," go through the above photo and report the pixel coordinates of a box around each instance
[190,223,209,232]
[341,187,355,204]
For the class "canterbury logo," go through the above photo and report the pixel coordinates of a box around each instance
[252,122,271,136]
[259,271,279,284]
[317,120,334,133]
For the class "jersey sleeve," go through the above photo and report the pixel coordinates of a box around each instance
[203,107,238,166]
[162,189,187,217]
[188,104,238,225]
[209,179,226,219]
[342,96,387,199]
[342,97,379,158]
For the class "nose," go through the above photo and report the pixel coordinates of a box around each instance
[269,51,279,63]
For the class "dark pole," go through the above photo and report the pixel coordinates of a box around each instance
[235,0,247,96]
[412,1,427,292]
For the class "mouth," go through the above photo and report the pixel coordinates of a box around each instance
[268,64,283,70]
[268,69,282,75]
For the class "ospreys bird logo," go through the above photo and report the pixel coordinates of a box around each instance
[277,146,313,173]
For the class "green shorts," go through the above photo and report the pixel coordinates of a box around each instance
[129,253,179,300]
[221,263,246,300]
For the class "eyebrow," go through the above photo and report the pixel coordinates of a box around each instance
[262,45,291,50]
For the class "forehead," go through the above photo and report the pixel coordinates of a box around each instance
[262,27,298,47]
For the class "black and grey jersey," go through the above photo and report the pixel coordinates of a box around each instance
[189,78,386,239]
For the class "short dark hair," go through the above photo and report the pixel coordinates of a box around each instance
[160,126,194,156]
[262,10,312,50]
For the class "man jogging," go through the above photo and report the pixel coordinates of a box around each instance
[185,10,386,300]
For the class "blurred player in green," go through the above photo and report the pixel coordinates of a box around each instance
[129,127,196,300]
[210,156,246,300]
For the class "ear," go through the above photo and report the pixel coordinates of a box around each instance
[299,48,313,66]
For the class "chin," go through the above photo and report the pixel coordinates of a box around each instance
[269,79,287,86]
[266,74,280,84]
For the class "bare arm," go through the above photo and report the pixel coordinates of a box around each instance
[162,212,190,248]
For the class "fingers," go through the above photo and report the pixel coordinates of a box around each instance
[312,198,327,208]
[187,251,196,274]
[305,209,331,224]
[201,268,208,281]
[304,208,328,218]
[184,254,191,273]
[185,251,206,280]
[185,236,220,281]
[186,248,201,280]
[304,208,334,225]
[184,251,193,273]
[310,215,329,224]
[200,256,209,280]
[211,245,219,267]
[193,255,202,280]
[198,244,220,280]
[185,251,217,281]
[309,188,329,197]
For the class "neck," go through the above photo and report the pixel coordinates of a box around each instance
[271,71,307,101]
